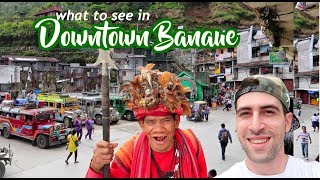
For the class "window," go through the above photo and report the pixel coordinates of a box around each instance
[57,103,61,108]
[311,76,319,84]
[122,71,126,76]
[12,113,20,120]
[313,56,319,67]
[261,67,273,74]
[26,115,32,122]
[49,102,54,107]
[250,67,259,75]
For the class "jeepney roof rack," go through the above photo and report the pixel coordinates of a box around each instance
[25,102,37,109]
[87,92,100,96]
[59,94,70,98]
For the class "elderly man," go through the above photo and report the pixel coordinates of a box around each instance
[86,63,207,178]
[217,75,320,178]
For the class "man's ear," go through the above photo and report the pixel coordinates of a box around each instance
[285,112,293,133]
[174,115,180,128]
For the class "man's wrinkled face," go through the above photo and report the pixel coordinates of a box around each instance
[139,115,180,152]
[236,92,292,163]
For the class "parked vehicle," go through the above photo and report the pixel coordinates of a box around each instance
[0,145,13,178]
[75,92,120,125]
[37,93,85,128]
[110,95,135,121]
[186,101,207,122]
[0,100,69,149]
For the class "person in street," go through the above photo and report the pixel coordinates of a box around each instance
[12,96,19,106]
[26,90,36,103]
[311,113,319,131]
[217,75,320,178]
[218,123,232,160]
[296,126,312,160]
[65,129,79,164]
[204,104,210,121]
[227,98,232,110]
[222,97,230,111]
[85,63,207,178]
[85,115,94,140]
[74,115,83,141]
[208,169,217,178]
[297,107,302,122]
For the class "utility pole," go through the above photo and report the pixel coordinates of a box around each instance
[192,48,197,101]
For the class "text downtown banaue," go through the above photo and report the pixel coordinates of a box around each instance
[33,18,240,53]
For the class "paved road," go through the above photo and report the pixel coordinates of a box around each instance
[1,105,319,177]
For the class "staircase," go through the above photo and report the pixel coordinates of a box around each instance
[171,61,190,74]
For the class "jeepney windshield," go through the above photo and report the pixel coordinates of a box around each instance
[64,101,77,107]
[95,100,102,108]
[35,113,54,121]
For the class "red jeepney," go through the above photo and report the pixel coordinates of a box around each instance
[0,102,69,149]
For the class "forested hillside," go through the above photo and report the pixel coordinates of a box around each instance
[0,2,316,64]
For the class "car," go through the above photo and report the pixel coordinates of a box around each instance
[109,95,135,121]
[37,93,86,128]
[75,92,120,125]
[186,101,207,122]
[0,145,13,178]
[0,101,69,149]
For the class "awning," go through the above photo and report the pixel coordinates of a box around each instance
[209,73,224,78]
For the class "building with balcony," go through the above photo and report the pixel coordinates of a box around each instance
[295,34,319,105]
[234,26,294,97]
[0,55,59,94]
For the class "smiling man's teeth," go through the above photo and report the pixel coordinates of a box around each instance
[250,139,268,144]
[155,137,165,141]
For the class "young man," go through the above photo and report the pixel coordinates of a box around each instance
[296,126,312,160]
[26,90,36,103]
[311,113,319,131]
[217,75,320,178]
[85,63,207,178]
[218,123,232,160]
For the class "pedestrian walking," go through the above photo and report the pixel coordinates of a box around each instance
[85,115,94,140]
[74,115,83,141]
[217,75,320,178]
[297,107,302,122]
[227,98,232,110]
[296,126,312,160]
[218,123,232,161]
[65,129,79,164]
[311,113,319,131]
[222,97,229,111]
[204,104,210,121]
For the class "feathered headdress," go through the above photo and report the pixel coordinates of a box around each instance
[120,63,191,120]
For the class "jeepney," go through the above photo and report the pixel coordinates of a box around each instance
[37,93,85,128]
[74,92,120,125]
[0,100,69,149]
[109,95,135,121]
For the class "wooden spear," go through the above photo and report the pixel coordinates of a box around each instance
[94,49,115,178]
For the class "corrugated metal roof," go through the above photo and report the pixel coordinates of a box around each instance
[3,55,59,62]
[116,64,131,70]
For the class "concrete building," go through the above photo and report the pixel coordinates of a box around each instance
[234,26,294,96]
[295,34,319,105]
